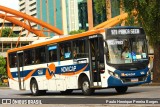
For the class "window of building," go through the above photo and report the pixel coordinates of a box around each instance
[111,0,120,18]
[31,13,37,17]
[20,2,25,6]
[30,8,36,12]
[30,2,36,6]
[78,1,88,30]
[20,8,25,12]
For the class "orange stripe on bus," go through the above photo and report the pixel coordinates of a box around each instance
[23,69,37,81]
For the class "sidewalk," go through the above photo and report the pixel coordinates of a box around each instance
[0,86,9,89]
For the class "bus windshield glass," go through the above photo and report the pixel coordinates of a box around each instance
[105,38,148,64]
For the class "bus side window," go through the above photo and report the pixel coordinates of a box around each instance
[48,45,58,62]
[59,42,71,60]
[9,53,17,67]
[35,46,46,64]
[24,49,34,65]
[73,39,88,58]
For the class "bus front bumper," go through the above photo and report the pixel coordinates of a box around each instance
[107,74,151,87]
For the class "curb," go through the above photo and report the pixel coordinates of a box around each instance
[141,82,160,86]
[0,86,9,89]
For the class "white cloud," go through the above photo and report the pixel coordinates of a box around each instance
[0,0,19,10]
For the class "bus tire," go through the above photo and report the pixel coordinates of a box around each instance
[115,86,128,94]
[30,79,40,96]
[60,89,73,95]
[81,77,94,95]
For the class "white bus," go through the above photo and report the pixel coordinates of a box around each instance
[7,26,151,96]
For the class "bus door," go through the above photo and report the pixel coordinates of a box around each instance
[17,51,25,90]
[89,35,104,87]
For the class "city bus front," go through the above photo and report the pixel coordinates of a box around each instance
[104,27,151,91]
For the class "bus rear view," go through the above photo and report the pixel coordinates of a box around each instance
[104,27,151,93]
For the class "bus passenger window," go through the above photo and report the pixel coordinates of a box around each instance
[73,39,88,58]
[35,46,46,64]
[73,49,77,58]
[60,48,64,60]
[24,50,34,65]
[59,42,71,60]
[48,45,57,62]
[9,53,17,67]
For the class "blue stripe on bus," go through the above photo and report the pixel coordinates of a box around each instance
[114,67,149,77]
[11,63,89,78]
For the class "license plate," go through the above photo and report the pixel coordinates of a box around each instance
[131,78,138,82]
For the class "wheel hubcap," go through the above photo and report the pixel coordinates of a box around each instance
[83,81,89,92]
[32,83,37,93]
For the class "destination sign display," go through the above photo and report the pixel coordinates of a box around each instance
[111,29,140,35]
[106,27,145,37]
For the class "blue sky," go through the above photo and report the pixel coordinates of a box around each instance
[0,0,19,10]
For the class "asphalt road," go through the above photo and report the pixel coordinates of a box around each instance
[0,86,160,106]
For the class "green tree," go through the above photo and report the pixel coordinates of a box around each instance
[94,0,106,15]
[0,56,6,77]
[1,28,19,37]
[122,0,160,82]
[69,29,86,35]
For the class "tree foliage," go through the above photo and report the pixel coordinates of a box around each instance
[0,56,6,76]
[122,0,160,82]
[94,0,106,15]
[1,28,19,37]
[69,29,86,35]
[123,0,160,45]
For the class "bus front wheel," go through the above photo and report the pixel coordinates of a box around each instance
[115,86,128,94]
[30,79,40,96]
[81,77,94,95]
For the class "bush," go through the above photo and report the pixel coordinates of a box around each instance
[69,29,86,35]
[0,56,6,77]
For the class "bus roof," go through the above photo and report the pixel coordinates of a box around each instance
[7,28,105,53]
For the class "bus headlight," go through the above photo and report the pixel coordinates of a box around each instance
[108,70,114,76]
[108,70,119,79]
[115,74,119,79]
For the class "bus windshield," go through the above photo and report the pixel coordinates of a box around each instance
[105,38,148,64]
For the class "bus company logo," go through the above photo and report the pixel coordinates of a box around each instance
[61,66,76,73]
[140,71,145,75]
[46,63,56,80]
[121,73,136,77]
[48,63,56,74]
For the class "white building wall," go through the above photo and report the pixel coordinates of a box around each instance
[62,0,68,35]
[68,0,79,32]
[19,0,37,37]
